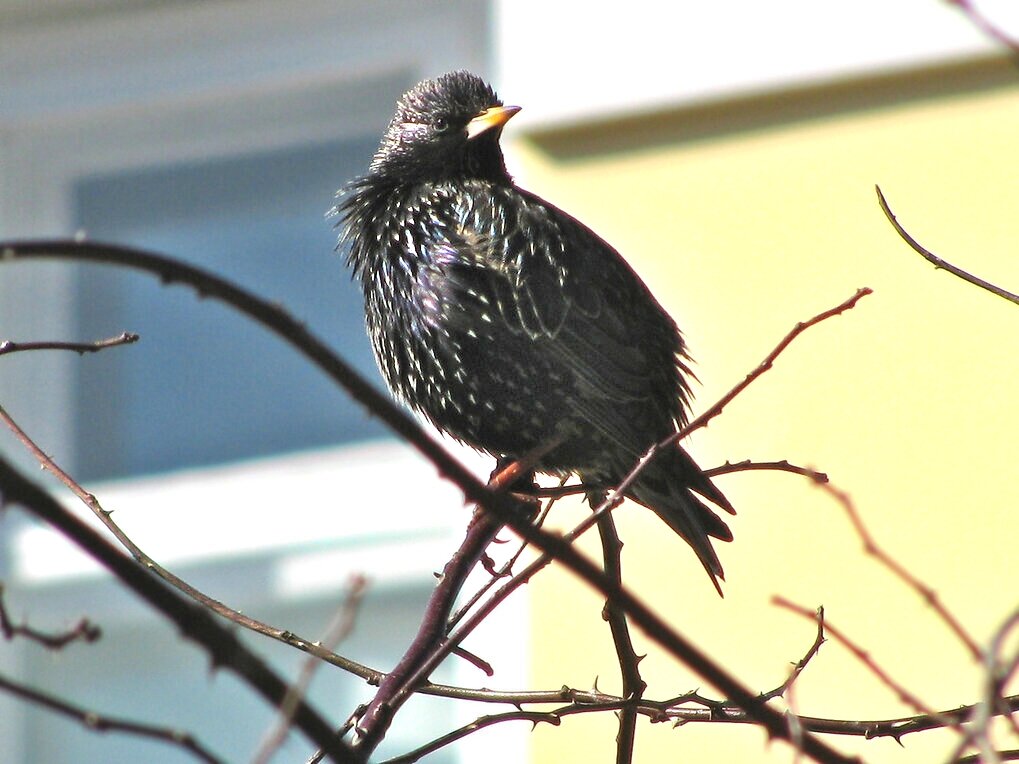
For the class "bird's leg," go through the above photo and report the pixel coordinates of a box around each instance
[488,433,566,510]
[490,455,539,495]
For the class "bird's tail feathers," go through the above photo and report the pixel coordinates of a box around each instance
[626,446,733,596]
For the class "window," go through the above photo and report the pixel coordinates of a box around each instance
[72,135,385,480]
[0,3,526,762]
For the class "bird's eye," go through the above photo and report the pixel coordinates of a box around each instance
[434,116,451,134]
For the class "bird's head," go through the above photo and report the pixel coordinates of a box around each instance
[368,71,520,184]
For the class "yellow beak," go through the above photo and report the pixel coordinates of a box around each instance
[466,105,521,140]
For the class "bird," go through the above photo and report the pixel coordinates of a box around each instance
[334,71,735,593]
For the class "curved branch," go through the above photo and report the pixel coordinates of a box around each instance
[876,185,1019,306]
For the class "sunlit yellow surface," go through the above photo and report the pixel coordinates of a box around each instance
[510,79,1019,762]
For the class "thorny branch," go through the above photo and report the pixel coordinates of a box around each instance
[596,512,645,764]
[374,608,1018,764]
[774,597,944,722]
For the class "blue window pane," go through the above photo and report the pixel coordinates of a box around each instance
[72,137,387,480]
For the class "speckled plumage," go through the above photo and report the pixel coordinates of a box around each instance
[335,71,735,592]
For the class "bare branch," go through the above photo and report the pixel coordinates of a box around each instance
[0,582,101,649]
[0,456,354,763]
[705,460,829,483]
[378,709,568,764]
[351,442,556,758]
[665,694,1019,739]
[597,512,645,764]
[0,332,139,357]
[813,477,982,660]
[253,575,367,764]
[876,185,1019,306]
[527,460,830,501]
[447,492,558,630]
[774,597,947,723]
[0,672,223,764]
[760,606,827,703]
[598,288,871,517]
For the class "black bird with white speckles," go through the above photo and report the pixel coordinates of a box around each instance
[334,71,735,593]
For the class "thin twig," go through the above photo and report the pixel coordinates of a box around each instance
[0,582,101,648]
[599,288,871,516]
[447,489,558,629]
[773,597,948,724]
[0,332,139,357]
[876,185,1019,306]
[253,575,367,764]
[377,704,623,764]
[0,671,224,764]
[529,460,829,501]
[760,607,827,703]
[680,288,872,438]
[813,477,982,660]
[704,460,829,483]
[665,693,1019,738]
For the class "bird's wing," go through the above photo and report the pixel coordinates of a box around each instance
[438,182,690,449]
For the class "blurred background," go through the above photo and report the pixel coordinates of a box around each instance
[0,1,1017,761]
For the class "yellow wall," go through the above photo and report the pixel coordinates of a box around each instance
[512,74,1019,762]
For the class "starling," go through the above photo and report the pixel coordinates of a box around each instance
[335,71,735,593]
